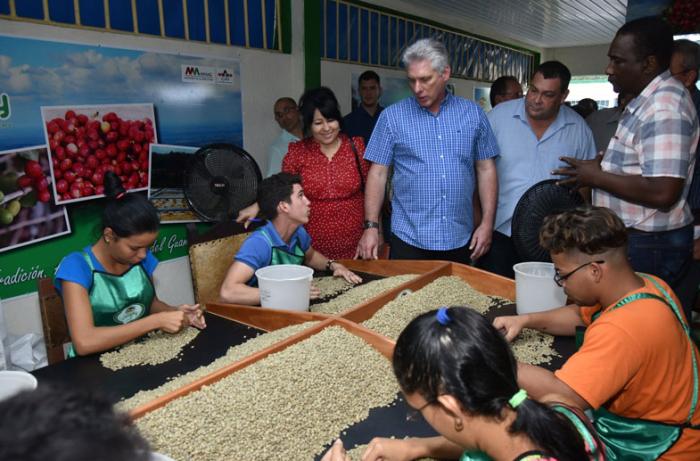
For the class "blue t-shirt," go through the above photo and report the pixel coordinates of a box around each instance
[54,246,159,294]
[234,221,312,285]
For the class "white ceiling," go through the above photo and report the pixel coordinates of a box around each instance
[399,0,628,48]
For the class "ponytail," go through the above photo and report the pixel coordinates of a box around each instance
[510,399,588,461]
[393,307,590,460]
[101,171,159,238]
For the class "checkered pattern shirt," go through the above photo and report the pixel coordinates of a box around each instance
[593,71,699,231]
[364,93,499,250]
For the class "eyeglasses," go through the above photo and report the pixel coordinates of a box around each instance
[553,260,605,287]
[406,400,434,422]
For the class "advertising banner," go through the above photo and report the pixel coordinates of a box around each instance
[0,34,243,299]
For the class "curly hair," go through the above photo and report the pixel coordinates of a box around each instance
[539,206,627,255]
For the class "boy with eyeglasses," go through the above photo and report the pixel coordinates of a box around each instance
[494,206,700,460]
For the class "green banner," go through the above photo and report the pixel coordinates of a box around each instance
[0,201,208,299]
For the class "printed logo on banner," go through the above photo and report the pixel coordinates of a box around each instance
[216,68,235,84]
[0,93,10,120]
[182,65,215,83]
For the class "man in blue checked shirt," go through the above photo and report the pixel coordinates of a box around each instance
[355,38,499,263]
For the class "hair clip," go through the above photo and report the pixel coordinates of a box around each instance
[508,389,528,409]
[436,306,451,325]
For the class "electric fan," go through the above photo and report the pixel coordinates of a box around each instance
[184,144,262,222]
[511,179,585,262]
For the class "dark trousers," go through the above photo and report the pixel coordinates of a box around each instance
[627,224,694,319]
[390,234,472,265]
[475,231,521,279]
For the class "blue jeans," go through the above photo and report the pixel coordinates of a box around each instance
[627,225,693,288]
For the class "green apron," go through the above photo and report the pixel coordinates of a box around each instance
[260,228,305,266]
[68,252,155,357]
[459,404,604,461]
[583,274,700,460]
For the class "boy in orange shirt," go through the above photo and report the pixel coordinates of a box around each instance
[494,206,700,460]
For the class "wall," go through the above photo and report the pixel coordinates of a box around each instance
[542,44,611,76]
[0,0,306,349]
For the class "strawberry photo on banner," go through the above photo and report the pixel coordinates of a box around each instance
[0,145,70,253]
[40,103,157,204]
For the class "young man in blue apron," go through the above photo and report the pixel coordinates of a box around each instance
[220,172,362,305]
[494,206,700,460]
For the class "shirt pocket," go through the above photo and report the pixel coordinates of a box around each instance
[605,128,641,175]
[448,120,478,162]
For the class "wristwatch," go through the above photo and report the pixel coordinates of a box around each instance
[326,259,336,271]
[363,220,380,230]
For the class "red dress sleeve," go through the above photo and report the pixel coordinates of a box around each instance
[282,139,304,175]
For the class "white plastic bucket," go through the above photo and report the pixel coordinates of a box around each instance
[0,370,38,402]
[513,262,567,315]
[255,264,314,311]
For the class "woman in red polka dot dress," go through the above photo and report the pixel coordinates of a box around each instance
[238,87,369,260]
[282,87,368,259]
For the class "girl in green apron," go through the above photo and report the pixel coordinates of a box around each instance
[322,307,604,461]
[55,171,206,356]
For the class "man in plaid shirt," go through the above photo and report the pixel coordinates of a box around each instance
[355,38,499,263]
[556,17,699,300]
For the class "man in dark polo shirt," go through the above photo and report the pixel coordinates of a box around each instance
[343,70,383,144]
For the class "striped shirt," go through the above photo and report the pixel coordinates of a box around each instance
[364,93,498,250]
[593,71,699,231]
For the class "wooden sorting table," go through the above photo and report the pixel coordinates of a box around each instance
[33,260,575,459]
[31,309,330,403]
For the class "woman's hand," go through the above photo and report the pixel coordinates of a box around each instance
[361,437,414,461]
[333,264,363,284]
[155,310,189,333]
[235,203,261,228]
[321,439,351,461]
[178,303,207,329]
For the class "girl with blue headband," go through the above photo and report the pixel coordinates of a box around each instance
[323,306,603,461]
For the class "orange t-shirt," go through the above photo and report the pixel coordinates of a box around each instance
[555,275,700,460]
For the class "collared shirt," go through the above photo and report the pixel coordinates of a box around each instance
[234,220,312,285]
[488,99,596,236]
[684,88,700,211]
[593,71,699,231]
[266,130,300,177]
[586,106,623,153]
[364,93,498,250]
[343,105,383,145]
